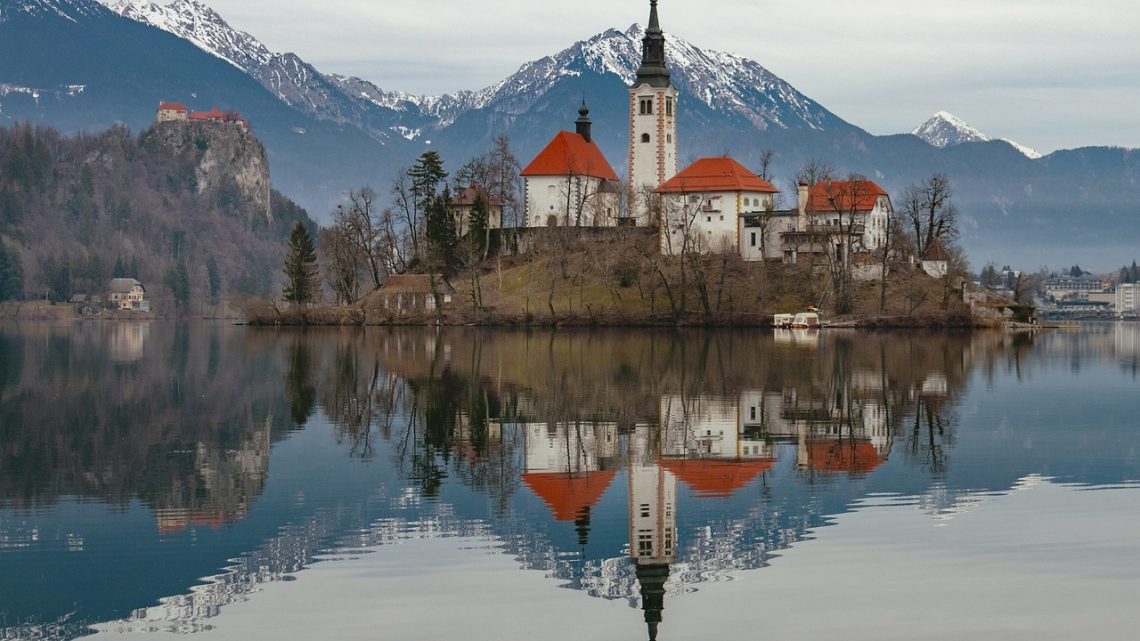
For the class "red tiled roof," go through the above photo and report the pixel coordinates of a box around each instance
[158,101,188,112]
[808,440,884,474]
[806,180,889,213]
[657,157,779,194]
[921,238,952,261]
[521,131,620,181]
[659,457,775,497]
[451,185,502,207]
[522,470,617,521]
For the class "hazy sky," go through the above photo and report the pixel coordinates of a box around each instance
[199,0,1140,153]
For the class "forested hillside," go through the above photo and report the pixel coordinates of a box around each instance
[0,121,314,308]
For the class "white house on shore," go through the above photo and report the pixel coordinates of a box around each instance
[521,102,622,227]
[107,278,149,311]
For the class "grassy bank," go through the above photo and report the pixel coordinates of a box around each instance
[248,228,983,328]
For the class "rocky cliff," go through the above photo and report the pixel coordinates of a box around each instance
[147,119,271,223]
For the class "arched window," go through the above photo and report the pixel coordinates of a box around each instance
[641,133,650,143]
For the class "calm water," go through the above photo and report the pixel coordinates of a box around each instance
[1,323,1139,641]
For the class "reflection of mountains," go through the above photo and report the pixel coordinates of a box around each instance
[0,324,295,528]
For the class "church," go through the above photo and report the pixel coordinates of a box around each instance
[520,0,894,270]
[521,0,678,229]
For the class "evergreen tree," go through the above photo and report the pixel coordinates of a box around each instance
[206,255,221,303]
[425,189,458,272]
[113,256,126,278]
[283,222,319,304]
[467,192,489,259]
[408,151,448,213]
[164,262,191,308]
[0,241,24,301]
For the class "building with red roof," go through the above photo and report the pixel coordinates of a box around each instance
[655,157,781,255]
[920,237,952,277]
[521,101,622,227]
[156,101,250,132]
[449,184,503,236]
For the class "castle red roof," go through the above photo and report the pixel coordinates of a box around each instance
[806,180,889,213]
[451,185,502,207]
[522,470,617,521]
[659,457,775,497]
[657,157,779,194]
[521,131,620,181]
[808,440,884,474]
[158,101,188,112]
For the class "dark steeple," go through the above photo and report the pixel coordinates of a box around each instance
[575,99,593,143]
[635,1,671,88]
[636,562,670,641]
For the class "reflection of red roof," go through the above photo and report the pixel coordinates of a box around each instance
[657,157,779,194]
[521,131,620,181]
[809,440,884,474]
[158,101,188,112]
[806,180,889,213]
[659,458,775,497]
[522,470,617,521]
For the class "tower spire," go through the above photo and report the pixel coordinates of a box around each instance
[575,98,592,143]
[635,1,670,88]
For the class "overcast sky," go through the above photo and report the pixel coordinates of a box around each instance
[200,0,1139,153]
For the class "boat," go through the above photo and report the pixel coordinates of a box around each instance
[773,313,795,329]
[791,312,820,329]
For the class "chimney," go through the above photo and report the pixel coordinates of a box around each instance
[575,99,592,143]
[797,181,809,231]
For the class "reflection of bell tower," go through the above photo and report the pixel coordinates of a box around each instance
[628,0,678,224]
[628,424,676,641]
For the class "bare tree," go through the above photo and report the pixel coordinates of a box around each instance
[757,149,775,183]
[321,226,361,304]
[818,175,875,315]
[901,174,958,255]
[792,158,836,193]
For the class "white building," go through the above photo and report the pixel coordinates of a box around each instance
[627,0,678,225]
[920,238,952,278]
[656,157,780,255]
[520,102,622,227]
[780,180,893,264]
[1118,283,1137,316]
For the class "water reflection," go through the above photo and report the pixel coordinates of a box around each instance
[1,324,1139,640]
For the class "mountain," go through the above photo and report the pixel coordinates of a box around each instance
[0,0,417,218]
[913,111,1042,160]
[0,120,315,305]
[6,0,1139,269]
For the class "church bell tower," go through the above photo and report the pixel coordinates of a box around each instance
[628,0,678,224]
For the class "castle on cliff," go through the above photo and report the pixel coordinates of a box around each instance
[156,101,250,132]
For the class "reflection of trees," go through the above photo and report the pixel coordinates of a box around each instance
[0,324,294,520]
[284,337,317,427]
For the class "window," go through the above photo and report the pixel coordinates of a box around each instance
[639,98,653,115]
[750,232,756,247]
[719,215,724,221]
[706,216,712,223]
[750,406,757,420]
[666,134,672,143]
[665,97,673,116]
[641,133,650,143]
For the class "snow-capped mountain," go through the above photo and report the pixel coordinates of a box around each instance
[100,1,851,143]
[913,111,1041,159]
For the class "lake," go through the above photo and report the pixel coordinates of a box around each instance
[1,322,1139,641]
